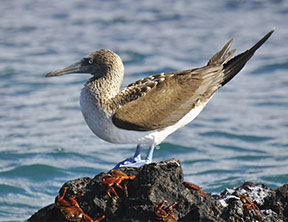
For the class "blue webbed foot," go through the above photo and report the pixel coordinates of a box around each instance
[114,157,151,169]
[113,144,155,169]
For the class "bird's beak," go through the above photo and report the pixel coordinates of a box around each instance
[45,61,82,77]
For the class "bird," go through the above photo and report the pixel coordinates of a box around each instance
[46,30,273,169]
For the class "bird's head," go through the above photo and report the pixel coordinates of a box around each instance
[45,49,124,78]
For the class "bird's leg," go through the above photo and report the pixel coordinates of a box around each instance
[145,144,155,164]
[133,144,142,161]
[113,144,153,169]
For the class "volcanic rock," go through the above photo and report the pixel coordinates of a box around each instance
[28,159,288,222]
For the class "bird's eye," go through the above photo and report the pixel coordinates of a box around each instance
[88,58,94,64]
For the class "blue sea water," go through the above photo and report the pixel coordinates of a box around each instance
[0,0,287,221]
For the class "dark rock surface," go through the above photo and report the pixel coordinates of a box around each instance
[28,159,287,222]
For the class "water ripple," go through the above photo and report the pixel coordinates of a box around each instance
[227,155,271,161]
[0,164,67,181]
[252,60,288,74]
[200,131,273,142]
[213,144,267,153]
[0,184,25,195]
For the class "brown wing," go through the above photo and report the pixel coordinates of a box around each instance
[112,66,225,131]
[112,30,273,131]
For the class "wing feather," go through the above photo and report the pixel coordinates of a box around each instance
[111,30,273,131]
[112,66,224,131]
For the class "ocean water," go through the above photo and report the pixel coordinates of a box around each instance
[0,0,287,221]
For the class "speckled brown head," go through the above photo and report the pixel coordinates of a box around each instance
[45,49,124,79]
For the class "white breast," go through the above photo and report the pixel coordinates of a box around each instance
[80,86,154,145]
[80,86,208,146]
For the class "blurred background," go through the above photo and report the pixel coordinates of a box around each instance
[0,0,287,220]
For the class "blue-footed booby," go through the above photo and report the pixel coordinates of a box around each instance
[46,30,273,168]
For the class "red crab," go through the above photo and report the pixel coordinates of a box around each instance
[102,169,136,198]
[183,181,208,197]
[240,193,263,222]
[154,200,178,222]
[55,187,105,222]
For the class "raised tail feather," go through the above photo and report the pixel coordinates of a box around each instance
[221,30,274,86]
[207,39,236,66]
